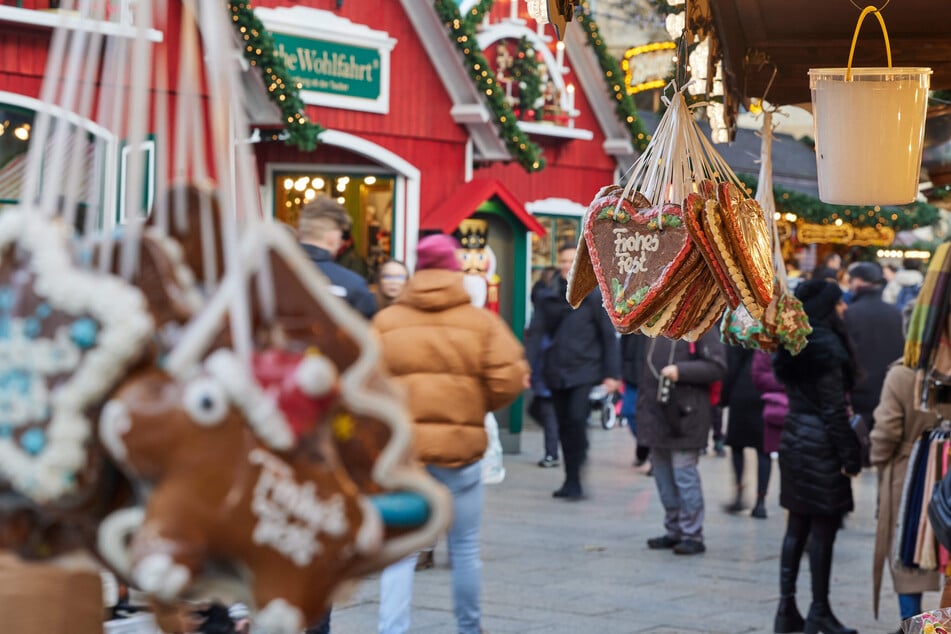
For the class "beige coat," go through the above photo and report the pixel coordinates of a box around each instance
[871,362,942,617]
[373,269,528,468]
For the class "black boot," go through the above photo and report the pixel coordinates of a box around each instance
[775,517,808,633]
[751,496,768,519]
[774,596,805,633]
[724,485,745,513]
[804,516,855,634]
[803,602,856,634]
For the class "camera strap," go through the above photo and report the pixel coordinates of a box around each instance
[647,338,677,381]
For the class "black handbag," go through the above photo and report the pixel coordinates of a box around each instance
[928,470,951,552]
[849,413,871,468]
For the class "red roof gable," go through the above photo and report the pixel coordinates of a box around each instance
[420,178,547,236]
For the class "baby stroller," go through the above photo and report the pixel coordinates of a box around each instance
[588,384,623,429]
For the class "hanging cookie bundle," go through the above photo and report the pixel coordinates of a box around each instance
[0,2,451,633]
[568,87,773,340]
[719,111,811,355]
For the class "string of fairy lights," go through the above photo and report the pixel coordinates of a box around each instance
[575,0,652,151]
[434,0,546,172]
[227,1,324,151]
[735,174,940,232]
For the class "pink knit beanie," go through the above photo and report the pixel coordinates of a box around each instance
[415,234,461,271]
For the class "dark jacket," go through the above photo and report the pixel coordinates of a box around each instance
[635,332,726,451]
[721,347,764,451]
[774,324,862,516]
[751,350,788,454]
[302,244,377,319]
[525,276,620,391]
[843,286,903,425]
[620,334,646,387]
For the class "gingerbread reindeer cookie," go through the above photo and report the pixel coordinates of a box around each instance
[99,223,451,633]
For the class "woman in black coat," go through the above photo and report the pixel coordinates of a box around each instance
[771,280,862,634]
[720,347,771,518]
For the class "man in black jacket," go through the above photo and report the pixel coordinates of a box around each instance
[844,262,903,429]
[525,245,621,500]
[298,197,376,319]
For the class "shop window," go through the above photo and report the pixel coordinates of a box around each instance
[0,107,35,205]
[0,106,110,229]
[530,214,580,283]
[274,171,394,280]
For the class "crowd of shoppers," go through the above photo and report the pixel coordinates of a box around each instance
[296,207,932,634]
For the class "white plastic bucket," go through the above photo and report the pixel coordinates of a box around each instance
[810,67,931,205]
[808,6,931,205]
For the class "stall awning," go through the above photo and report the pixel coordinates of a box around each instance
[420,178,547,236]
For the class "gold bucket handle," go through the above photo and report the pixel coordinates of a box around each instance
[846,5,893,81]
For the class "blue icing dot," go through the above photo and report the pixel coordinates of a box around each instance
[0,318,10,340]
[0,424,11,438]
[70,318,99,349]
[20,428,46,456]
[0,288,14,311]
[23,317,41,339]
[35,303,51,319]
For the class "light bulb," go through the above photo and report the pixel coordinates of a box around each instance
[311,177,325,189]
[304,189,316,201]
[336,196,345,204]
[283,178,294,191]
[294,177,308,192]
[364,175,377,185]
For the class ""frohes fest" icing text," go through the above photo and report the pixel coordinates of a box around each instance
[613,227,659,274]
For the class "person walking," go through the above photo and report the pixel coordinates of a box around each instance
[525,244,620,500]
[751,348,788,473]
[298,197,377,634]
[373,259,410,311]
[843,261,903,431]
[298,197,377,319]
[621,333,650,469]
[374,234,528,634]
[772,279,862,634]
[721,347,771,519]
[638,332,726,556]
[871,358,942,631]
[527,267,561,468]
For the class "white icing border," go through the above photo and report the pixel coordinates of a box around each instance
[143,228,205,315]
[164,223,451,566]
[0,207,154,502]
[204,349,295,451]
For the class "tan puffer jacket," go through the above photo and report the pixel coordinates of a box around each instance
[373,269,528,468]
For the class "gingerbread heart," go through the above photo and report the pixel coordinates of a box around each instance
[575,187,699,332]
[663,270,726,341]
[717,183,775,309]
[683,191,741,309]
[0,211,153,504]
[701,196,765,321]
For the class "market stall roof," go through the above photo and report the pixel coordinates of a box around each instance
[420,178,547,236]
[697,1,951,110]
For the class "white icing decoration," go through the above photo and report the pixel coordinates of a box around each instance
[0,323,80,425]
[182,376,229,427]
[355,497,383,555]
[204,349,294,450]
[132,552,192,601]
[294,355,337,397]
[99,400,131,462]
[143,228,204,314]
[97,507,145,579]
[255,598,303,634]
[248,448,348,567]
[0,208,154,503]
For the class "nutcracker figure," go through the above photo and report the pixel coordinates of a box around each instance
[453,218,500,314]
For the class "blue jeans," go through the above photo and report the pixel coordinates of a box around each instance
[379,461,484,634]
[621,383,638,437]
[899,593,922,620]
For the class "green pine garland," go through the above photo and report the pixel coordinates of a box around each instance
[735,174,941,232]
[228,1,324,152]
[513,37,543,121]
[434,0,545,172]
[576,1,652,152]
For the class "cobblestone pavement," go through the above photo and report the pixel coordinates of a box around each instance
[331,424,912,633]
